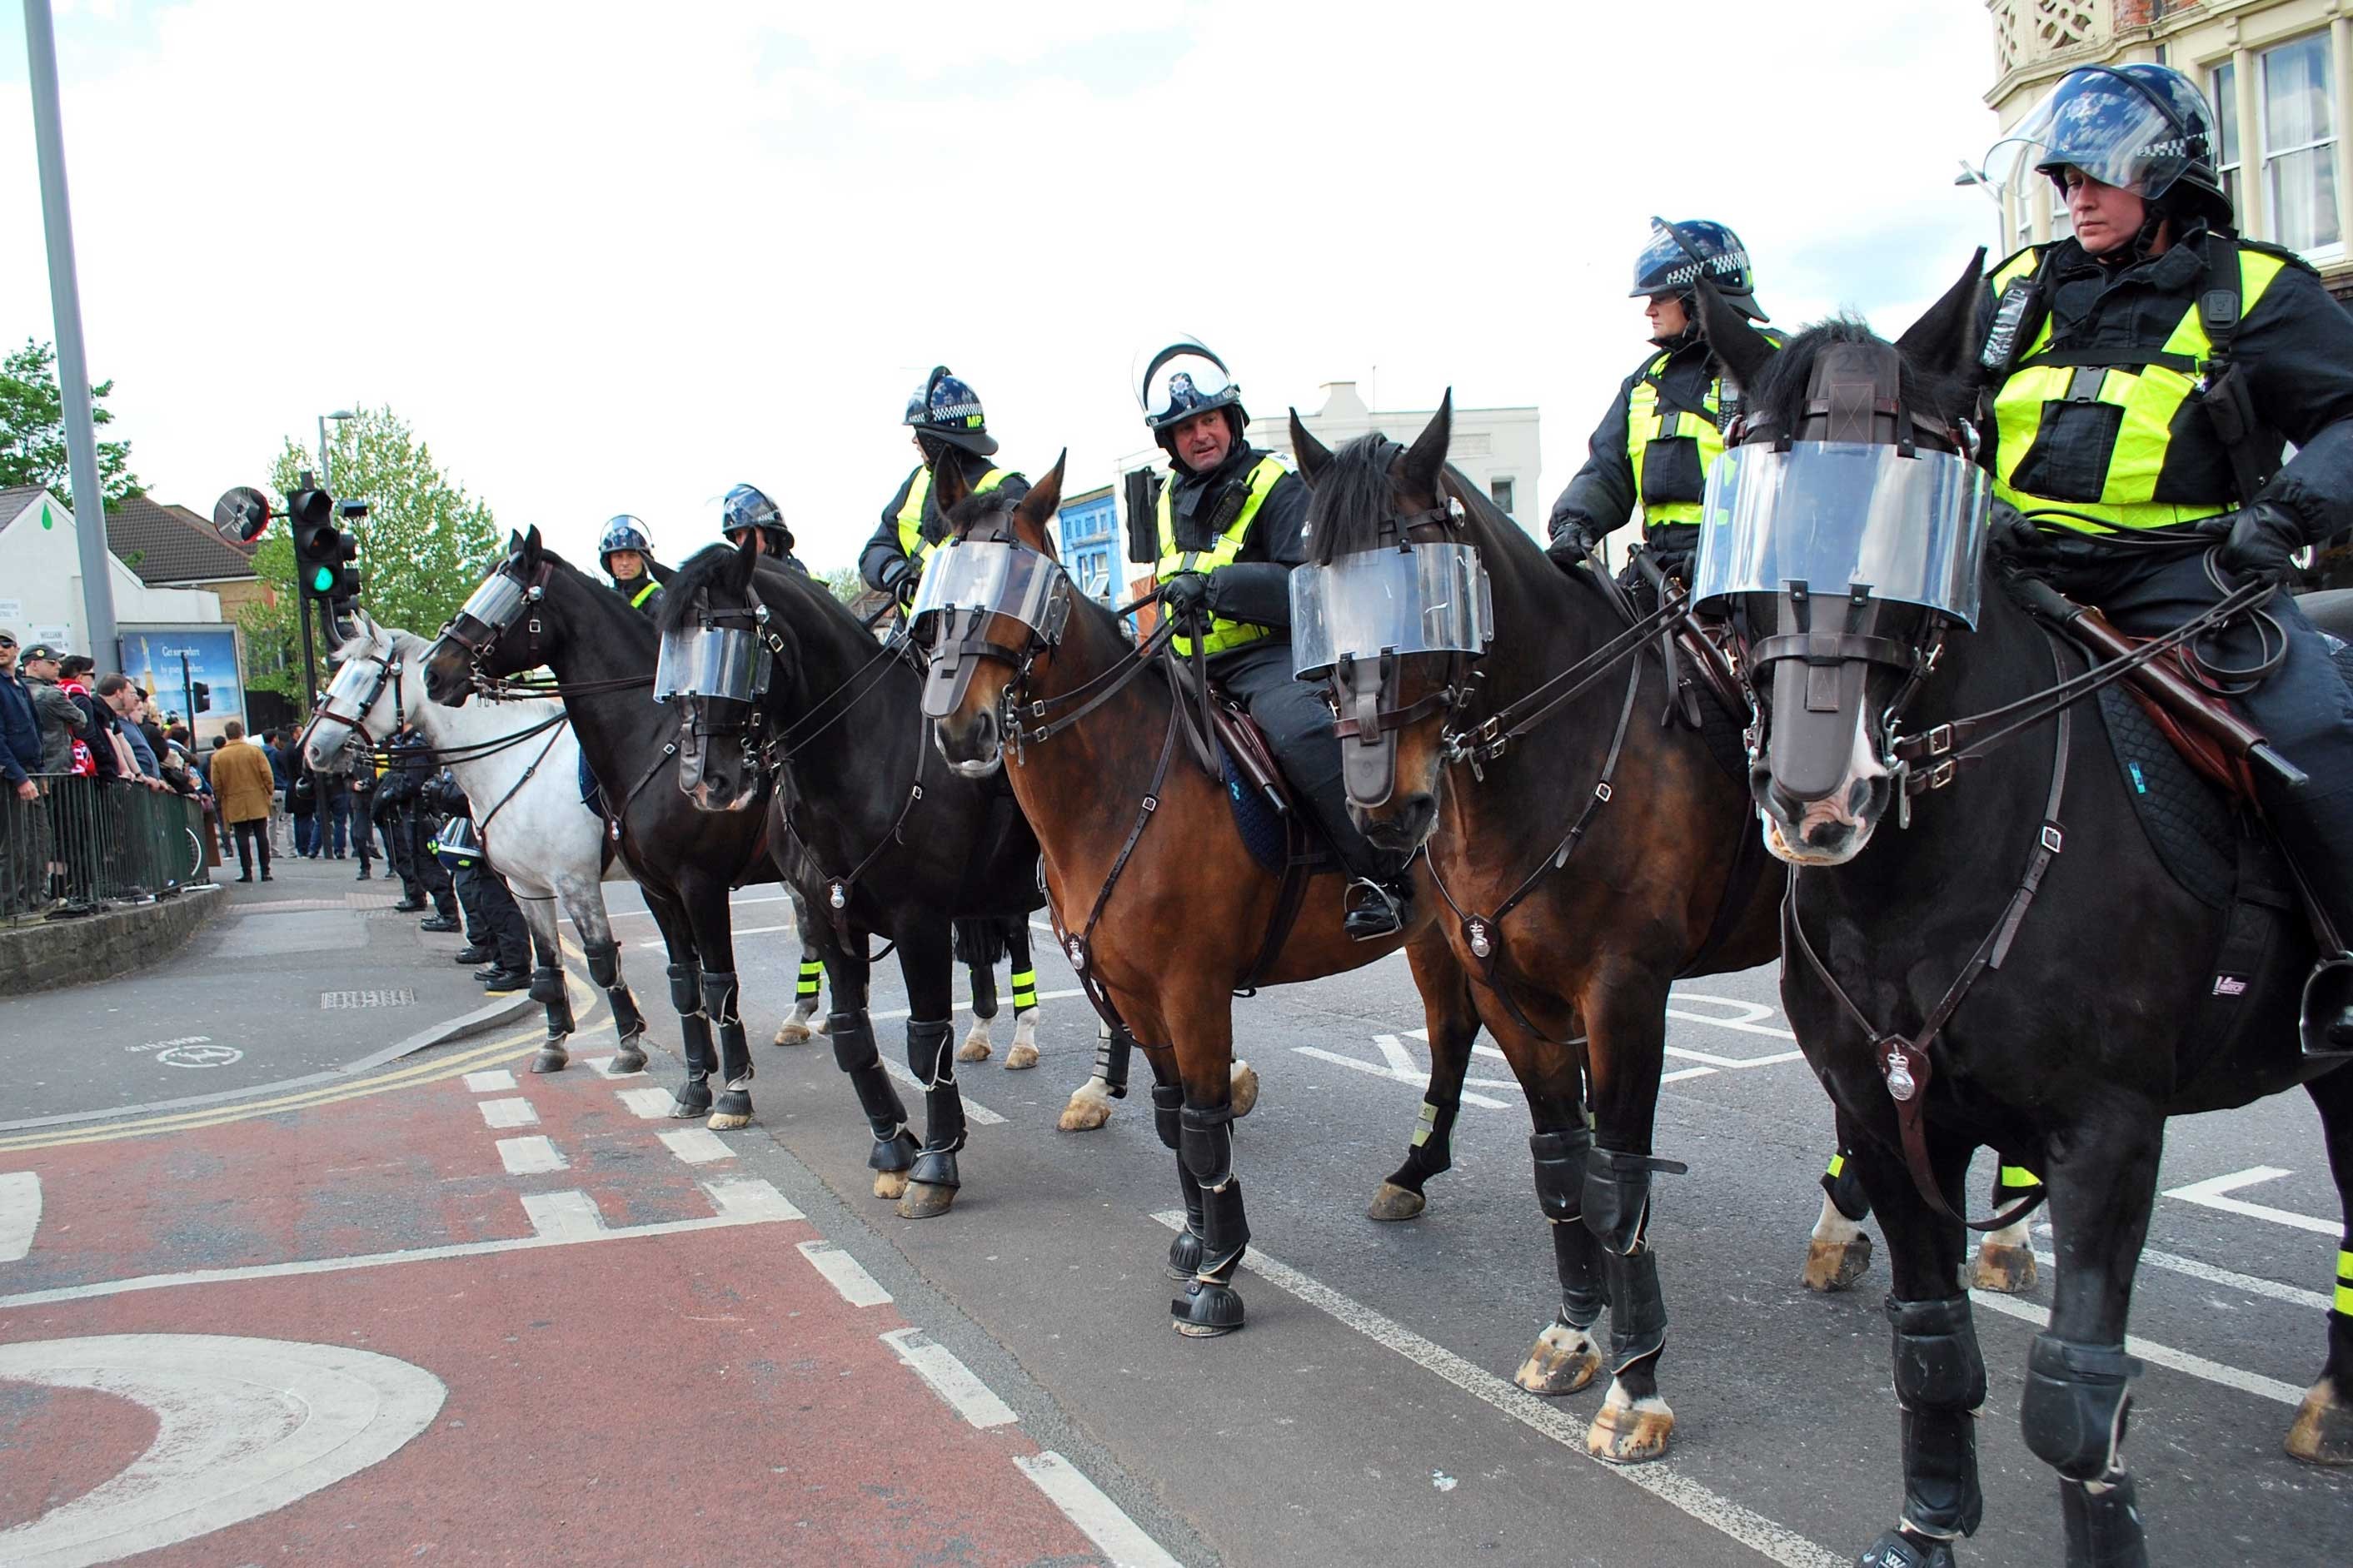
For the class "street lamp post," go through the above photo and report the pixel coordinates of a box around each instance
[317,408,356,489]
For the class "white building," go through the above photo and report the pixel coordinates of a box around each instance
[0,485,223,656]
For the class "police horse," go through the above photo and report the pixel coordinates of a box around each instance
[1693,264,2352,1566]
[652,537,1057,1217]
[304,615,651,1075]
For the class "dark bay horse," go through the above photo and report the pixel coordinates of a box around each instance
[920,453,1488,1337]
[1697,264,2353,1565]
[1284,401,1783,1463]
[656,536,1050,1217]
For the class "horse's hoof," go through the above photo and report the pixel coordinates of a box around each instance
[2286,1377,2353,1466]
[1004,1041,1039,1070]
[1229,1060,1259,1118]
[1166,1227,1204,1281]
[1172,1279,1244,1337]
[531,1045,570,1075]
[1514,1321,1602,1396]
[1366,1181,1426,1222]
[668,1089,712,1120]
[810,1013,830,1037]
[897,1182,956,1219]
[773,1021,813,1046]
[955,1033,992,1063]
[873,1169,910,1201]
[1058,1079,1114,1131]
[1802,1234,1873,1292]
[706,1110,752,1131]
[1970,1240,2037,1294]
[1585,1386,1673,1464]
[610,1044,648,1076]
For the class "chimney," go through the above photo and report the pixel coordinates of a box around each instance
[1318,381,1371,421]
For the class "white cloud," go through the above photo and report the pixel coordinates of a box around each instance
[0,0,2002,587]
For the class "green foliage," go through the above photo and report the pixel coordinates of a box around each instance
[820,565,865,606]
[0,338,142,510]
[236,406,501,709]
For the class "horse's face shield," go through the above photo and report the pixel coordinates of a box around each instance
[444,570,536,657]
[656,612,773,809]
[1289,540,1493,810]
[908,539,1071,722]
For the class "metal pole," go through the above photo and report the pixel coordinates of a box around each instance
[318,415,330,490]
[297,574,318,720]
[22,0,117,670]
[179,650,194,733]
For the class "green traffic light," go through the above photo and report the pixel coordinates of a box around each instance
[309,565,336,592]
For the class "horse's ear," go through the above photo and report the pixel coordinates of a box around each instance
[1893,247,1989,385]
[1401,390,1453,498]
[506,528,523,555]
[1015,451,1067,544]
[1289,408,1333,486]
[1695,278,1776,391]
[931,451,972,515]
[521,525,543,564]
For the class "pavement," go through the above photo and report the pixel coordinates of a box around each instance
[1,865,2348,1566]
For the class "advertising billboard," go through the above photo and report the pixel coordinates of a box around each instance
[117,625,247,748]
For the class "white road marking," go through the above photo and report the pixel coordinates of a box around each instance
[1661,1066,1717,1084]
[880,1327,1019,1429]
[462,1068,517,1093]
[635,922,791,948]
[881,1059,1007,1124]
[1664,1045,1804,1069]
[868,987,1085,1024]
[1371,1033,1418,1078]
[703,1176,803,1221]
[0,1197,805,1311]
[496,1136,566,1175]
[616,1087,675,1118]
[1014,1451,1182,1568]
[586,1055,646,1079]
[521,1189,607,1239]
[613,893,795,918]
[657,1127,735,1165]
[0,1334,444,1566]
[0,1172,39,1263]
[2162,1167,2338,1237]
[797,1239,892,1307]
[1663,993,1798,1038]
[1967,1288,2305,1406]
[1294,1047,1509,1109]
[477,1097,539,1129]
[1147,1212,1842,1568]
[2029,1241,2333,1314]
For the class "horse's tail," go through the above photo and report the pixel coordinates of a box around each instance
[953,916,1010,970]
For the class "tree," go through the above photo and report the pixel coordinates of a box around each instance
[820,565,865,606]
[237,406,501,709]
[0,338,142,510]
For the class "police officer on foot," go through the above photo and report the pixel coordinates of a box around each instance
[600,516,664,616]
[1138,336,1412,941]
[720,485,810,575]
[1549,220,1777,590]
[860,367,1028,609]
[1982,62,2353,1057]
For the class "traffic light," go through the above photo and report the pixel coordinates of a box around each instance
[192,681,211,714]
[287,480,342,610]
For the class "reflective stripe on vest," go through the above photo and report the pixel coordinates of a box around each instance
[1623,338,1777,530]
[896,465,1011,568]
[1154,454,1289,658]
[628,579,658,610]
[1992,243,2288,532]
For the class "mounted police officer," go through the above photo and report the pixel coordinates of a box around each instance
[1982,62,2353,1056]
[861,367,1029,608]
[718,484,810,576]
[1548,220,1777,590]
[599,515,664,616]
[1138,336,1413,940]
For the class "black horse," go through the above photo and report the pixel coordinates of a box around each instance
[422,529,896,1154]
[1696,264,2353,1566]
[656,536,1049,1217]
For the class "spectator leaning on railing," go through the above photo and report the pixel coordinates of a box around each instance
[0,629,43,803]
[92,676,167,791]
[17,644,87,774]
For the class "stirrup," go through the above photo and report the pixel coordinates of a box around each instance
[1344,878,1408,942]
[2301,952,2353,1059]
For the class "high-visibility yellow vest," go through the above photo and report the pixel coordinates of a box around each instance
[1154,453,1289,658]
[1624,332,1780,530]
[896,464,1012,569]
[1990,241,2288,532]
[627,579,658,610]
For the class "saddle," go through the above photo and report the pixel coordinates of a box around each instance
[1206,691,1335,877]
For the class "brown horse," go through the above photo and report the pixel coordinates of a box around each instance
[919,453,1488,1337]
[1284,399,1784,1462]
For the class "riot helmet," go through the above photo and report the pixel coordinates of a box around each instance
[431,814,484,870]
[903,366,999,456]
[1988,63,2232,228]
[1136,336,1249,454]
[599,515,653,579]
[1632,219,1767,321]
[720,483,794,558]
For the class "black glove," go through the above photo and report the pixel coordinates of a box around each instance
[881,557,919,607]
[2214,503,2304,585]
[1987,500,2043,562]
[1159,570,1211,617]
[1546,524,1598,571]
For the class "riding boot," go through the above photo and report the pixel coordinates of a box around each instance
[666,962,713,1118]
[702,970,753,1123]
[829,1011,919,1172]
[905,1018,964,1190]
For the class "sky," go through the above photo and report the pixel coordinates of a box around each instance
[0,0,2009,579]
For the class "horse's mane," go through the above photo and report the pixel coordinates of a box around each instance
[1307,435,1548,574]
[657,544,871,643]
[1743,314,1974,439]
[944,485,1047,554]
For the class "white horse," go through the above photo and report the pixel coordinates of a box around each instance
[305,617,652,1074]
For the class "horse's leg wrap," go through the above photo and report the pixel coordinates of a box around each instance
[905,1018,964,1190]
[795,958,822,1007]
[1822,1148,1872,1222]
[588,941,645,1051]
[666,961,704,1018]
[830,1012,916,1172]
[1532,1128,1604,1332]
[1094,1023,1133,1098]
[1582,1145,1657,1256]
[2021,1336,2139,1481]
[1172,1102,1247,1332]
[1009,967,1037,1013]
[1388,1098,1462,1195]
[702,971,753,1122]
[529,965,566,1006]
[585,940,621,990]
[968,963,998,1022]
[665,962,712,1115]
[1179,1104,1236,1189]
[1886,1295,1987,1542]
[1153,1086,1203,1277]
[2058,1471,2149,1568]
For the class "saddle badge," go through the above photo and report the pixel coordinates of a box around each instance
[828,881,846,911]
[1467,918,1493,959]
[1882,1038,1917,1103]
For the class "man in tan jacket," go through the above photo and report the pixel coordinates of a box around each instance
[207,720,277,883]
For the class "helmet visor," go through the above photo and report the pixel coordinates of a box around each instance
[1987,67,2196,200]
[907,539,1064,642]
[1692,442,1991,626]
[654,624,768,703]
[1289,542,1496,679]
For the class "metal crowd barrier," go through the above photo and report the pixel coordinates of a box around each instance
[0,773,207,925]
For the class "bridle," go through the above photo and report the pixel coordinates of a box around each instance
[302,638,406,756]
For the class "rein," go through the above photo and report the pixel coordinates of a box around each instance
[1444,585,1688,768]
